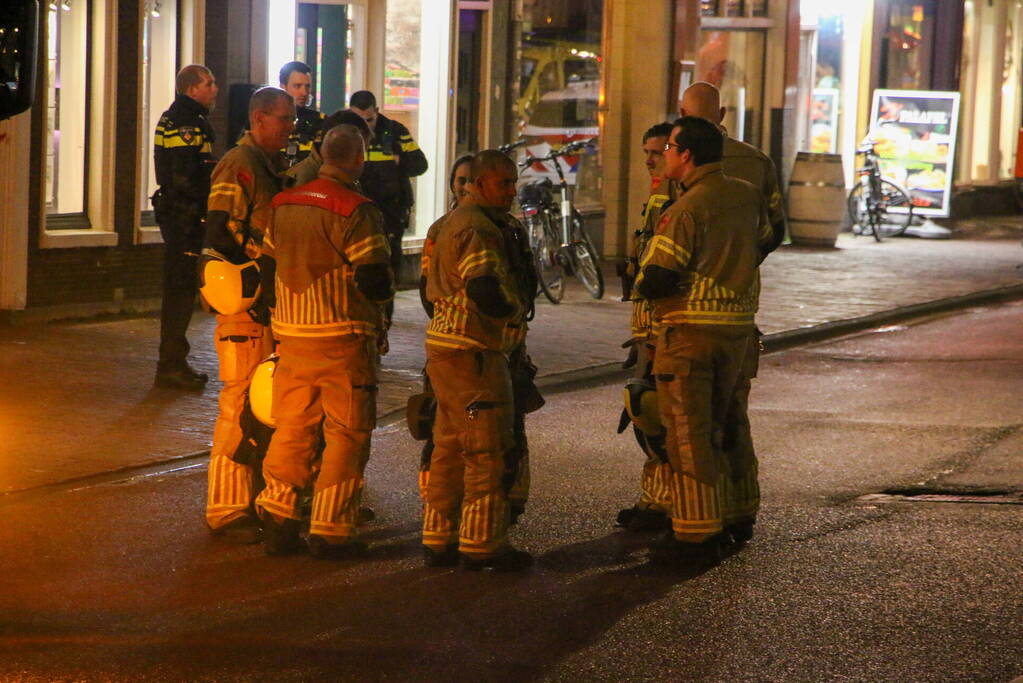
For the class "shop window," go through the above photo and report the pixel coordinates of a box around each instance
[881,0,937,90]
[44,0,88,220]
[696,30,765,146]
[702,0,769,18]
[513,0,604,209]
[139,0,178,228]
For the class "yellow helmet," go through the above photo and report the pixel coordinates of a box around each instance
[199,253,261,315]
[623,377,663,437]
[248,353,279,428]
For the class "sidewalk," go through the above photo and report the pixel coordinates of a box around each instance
[2,217,1021,495]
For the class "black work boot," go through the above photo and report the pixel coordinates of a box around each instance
[155,363,208,391]
[460,548,533,572]
[726,519,756,545]
[209,515,262,545]
[648,531,726,568]
[422,544,460,568]
[263,516,303,556]
[307,535,368,560]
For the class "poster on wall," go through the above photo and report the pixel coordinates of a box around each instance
[810,88,840,153]
[868,89,961,217]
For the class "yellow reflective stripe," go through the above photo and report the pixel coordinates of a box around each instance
[367,150,396,162]
[156,128,205,149]
[346,234,387,262]
[642,234,690,268]
[457,250,499,278]
[400,140,419,152]
[209,182,241,200]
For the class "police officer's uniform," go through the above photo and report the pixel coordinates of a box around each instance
[421,202,526,560]
[286,105,326,166]
[255,165,392,547]
[360,113,428,274]
[204,132,287,531]
[635,161,773,543]
[152,93,216,383]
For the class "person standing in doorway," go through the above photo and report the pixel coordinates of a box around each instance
[279,61,326,166]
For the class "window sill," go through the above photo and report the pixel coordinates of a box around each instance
[40,229,119,249]
[701,17,773,29]
[138,226,164,245]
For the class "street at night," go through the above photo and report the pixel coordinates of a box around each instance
[2,301,1021,681]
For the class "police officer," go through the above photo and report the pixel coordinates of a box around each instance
[285,109,372,188]
[679,82,786,542]
[255,124,393,558]
[634,117,774,565]
[348,90,429,277]
[421,150,532,571]
[279,61,326,166]
[616,121,675,532]
[203,87,294,543]
[152,65,218,390]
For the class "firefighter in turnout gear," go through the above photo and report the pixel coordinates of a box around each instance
[254,124,393,558]
[634,117,774,566]
[279,61,326,166]
[349,90,429,277]
[420,151,533,571]
[678,82,787,545]
[152,65,218,391]
[616,121,676,532]
[203,87,294,543]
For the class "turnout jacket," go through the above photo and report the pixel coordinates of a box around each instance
[153,94,216,227]
[205,132,288,263]
[425,202,527,353]
[722,134,786,253]
[361,113,428,223]
[263,165,393,339]
[635,162,772,328]
[628,176,672,341]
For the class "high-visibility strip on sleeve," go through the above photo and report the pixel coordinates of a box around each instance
[641,234,690,268]
[400,138,420,153]
[367,150,397,162]
[345,234,388,262]
[457,249,500,279]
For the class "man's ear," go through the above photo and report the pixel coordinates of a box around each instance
[718,106,726,124]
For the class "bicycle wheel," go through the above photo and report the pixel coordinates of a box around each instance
[847,180,914,241]
[526,211,564,304]
[569,209,604,299]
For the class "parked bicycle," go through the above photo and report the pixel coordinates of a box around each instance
[847,139,914,241]
[499,138,604,303]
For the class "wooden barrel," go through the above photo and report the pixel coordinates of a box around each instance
[787,152,847,247]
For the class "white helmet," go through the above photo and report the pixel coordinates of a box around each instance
[199,253,261,315]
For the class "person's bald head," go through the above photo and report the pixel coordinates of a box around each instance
[469,150,518,212]
[320,124,366,176]
[680,81,725,124]
[248,86,295,155]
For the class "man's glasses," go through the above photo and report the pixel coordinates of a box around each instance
[663,142,683,152]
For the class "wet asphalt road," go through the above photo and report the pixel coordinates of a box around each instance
[1,302,1022,682]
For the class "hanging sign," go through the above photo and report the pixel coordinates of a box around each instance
[868,89,961,217]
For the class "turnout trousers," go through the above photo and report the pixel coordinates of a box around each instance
[423,346,514,558]
[653,323,754,541]
[255,335,378,541]
[721,333,761,526]
[206,312,274,529]
[633,337,672,514]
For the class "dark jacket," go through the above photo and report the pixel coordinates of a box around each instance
[360,113,428,228]
[153,93,216,228]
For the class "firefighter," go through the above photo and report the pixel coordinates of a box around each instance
[151,65,218,391]
[415,154,541,529]
[679,82,787,543]
[203,87,294,543]
[279,61,326,166]
[254,124,393,558]
[633,117,774,566]
[420,150,533,571]
[616,121,675,532]
[348,90,429,277]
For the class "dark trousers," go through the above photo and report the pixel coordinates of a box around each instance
[158,220,202,370]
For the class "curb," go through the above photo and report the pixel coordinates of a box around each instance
[6,282,1023,500]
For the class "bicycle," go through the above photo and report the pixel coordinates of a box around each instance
[500,138,604,304]
[847,139,914,242]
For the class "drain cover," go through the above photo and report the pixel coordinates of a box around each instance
[857,487,1023,506]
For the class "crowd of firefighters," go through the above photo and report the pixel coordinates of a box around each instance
[152,59,785,571]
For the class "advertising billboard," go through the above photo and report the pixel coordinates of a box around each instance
[869,89,961,217]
